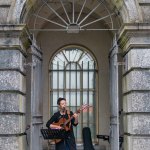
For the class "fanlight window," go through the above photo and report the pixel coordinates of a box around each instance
[49,46,97,143]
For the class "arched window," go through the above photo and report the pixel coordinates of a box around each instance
[49,46,97,143]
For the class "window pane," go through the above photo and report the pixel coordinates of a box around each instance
[67,71,76,89]
[63,50,70,61]
[52,72,57,89]
[56,52,66,62]
[50,106,58,115]
[66,72,80,89]
[83,92,88,104]
[82,123,88,128]
[83,91,94,106]
[89,72,94,88]
[82,72,95,89]
[73,50,83,62]
[59,72,64,89]
[65,92,76,106]
[76,124,82,140]
[79,53,93,63]
[89,123,96,141]
[83,72,88,88]
[89,109,94,123]
[65,92,81,106]
[89,92,94,105]
[52,92,58,106]
[66,64,80,89]
[51,63,57,70]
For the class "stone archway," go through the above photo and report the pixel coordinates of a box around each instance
[1,0,150,150]
[0,1,121,150]
[22,2,123,150]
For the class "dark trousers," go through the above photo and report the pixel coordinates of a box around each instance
[55,139,76,150]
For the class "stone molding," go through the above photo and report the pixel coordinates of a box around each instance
[0,24,31,53]
[118,23,150,53]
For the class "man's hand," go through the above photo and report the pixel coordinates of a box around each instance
[73,113,78,118]
[50,124,62,129]
[73,113,78,124]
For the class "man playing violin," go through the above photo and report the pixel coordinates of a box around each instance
[46,97,78,150]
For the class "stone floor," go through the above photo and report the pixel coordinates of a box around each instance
[44,144,106,150]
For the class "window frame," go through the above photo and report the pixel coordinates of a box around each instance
[49,45,98,143]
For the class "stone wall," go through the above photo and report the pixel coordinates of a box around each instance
[119,24,150,150]
[0,25,28,150]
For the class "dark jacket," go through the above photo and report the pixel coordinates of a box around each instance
[46,110,78,150]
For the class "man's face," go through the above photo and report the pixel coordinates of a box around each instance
[59,100,67,110]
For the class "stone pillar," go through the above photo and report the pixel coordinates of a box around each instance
[109,36,120,150]
[26,36,43,150]
[119,24,150,150]
[0,25,29,150]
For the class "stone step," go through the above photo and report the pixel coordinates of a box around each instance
[44,144,106,150]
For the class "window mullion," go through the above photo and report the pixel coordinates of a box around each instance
[81,61,83,134]
[57,61,59,98]
[69,63,71,108]
[87,61,90,127]
[63,61,66,98]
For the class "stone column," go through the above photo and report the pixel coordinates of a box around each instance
[119,24,150,150]
[109,36,120,150]
[26,36,43,150]
[0,25,29,150]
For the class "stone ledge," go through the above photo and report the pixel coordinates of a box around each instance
[0,24,25,32]
[139,0,150,5]
[118,23,150,52]
[0,24,31,51]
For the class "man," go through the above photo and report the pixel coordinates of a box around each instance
[46,97,78,150]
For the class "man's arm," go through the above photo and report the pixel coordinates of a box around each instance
[46,113,62,129]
